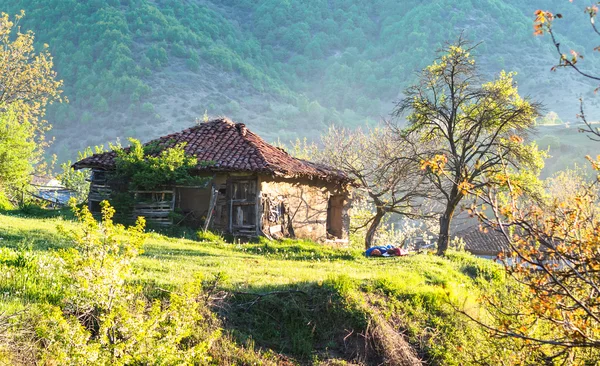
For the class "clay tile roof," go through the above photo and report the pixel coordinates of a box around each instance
[72,118,350,183]
[457,226,510,256]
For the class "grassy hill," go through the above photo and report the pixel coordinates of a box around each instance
[1,0,599,171]
[0,207,527,365]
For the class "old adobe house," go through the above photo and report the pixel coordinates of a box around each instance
[73,118,352,242]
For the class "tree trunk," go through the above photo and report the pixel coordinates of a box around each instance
[365,207,385,250]
[436,205,456,256]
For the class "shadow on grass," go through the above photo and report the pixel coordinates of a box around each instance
[218,280,376,364]
[146,226,361,263]
[141,245,215,259]
[0,229,68,251]
[0,205,74,220]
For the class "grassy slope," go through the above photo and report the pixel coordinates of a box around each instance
[0,211,490,295]
[0,210,506,364]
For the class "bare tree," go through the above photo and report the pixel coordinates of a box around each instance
[320,125,427,249]
[394,37,543,255]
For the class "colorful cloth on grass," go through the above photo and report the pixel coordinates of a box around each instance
[365,245,410,257]
[365,245,393,257]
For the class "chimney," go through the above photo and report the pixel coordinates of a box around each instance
[236,123,247,136]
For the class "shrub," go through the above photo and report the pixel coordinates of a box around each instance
[0,190,13,210]
[197,230,225,243]
[0,201,274,364]
[113,138,209,191]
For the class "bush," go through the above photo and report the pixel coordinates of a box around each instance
[537,134,561,151]
[197,230,225,243]
[140,102,155,114]
[0,201,275,364]
[112,138,209,191]
[0,190,13,210]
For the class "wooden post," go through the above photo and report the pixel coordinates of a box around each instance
[256,176,262,236]
[203,185,218,231]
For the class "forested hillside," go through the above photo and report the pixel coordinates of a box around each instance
[1,0,599,164]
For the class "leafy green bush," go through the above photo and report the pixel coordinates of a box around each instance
[113,138,208,191]
[196,229,225,243]
[0,190,13,210]
[0,201,276,365]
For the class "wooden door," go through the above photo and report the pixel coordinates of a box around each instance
[229,179,258,236]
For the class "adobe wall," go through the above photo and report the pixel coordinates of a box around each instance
[260,176,350,242]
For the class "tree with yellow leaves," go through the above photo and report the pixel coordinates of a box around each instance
[0,10,64,155]
[467,153,600,363]
[0,11,63,201]
[394,37,544,256]
[453,6,600,363]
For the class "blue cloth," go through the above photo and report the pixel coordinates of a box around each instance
[365,245,393,257]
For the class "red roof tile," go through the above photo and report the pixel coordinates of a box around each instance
[457,227,510,256]
[72,118,350,183]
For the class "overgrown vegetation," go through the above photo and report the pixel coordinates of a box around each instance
[0,202,276,365]
[0,203,582,364]
[113,138,208,191]
[1,1,600,364]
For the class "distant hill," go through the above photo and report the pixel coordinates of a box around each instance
[2,0,599,167]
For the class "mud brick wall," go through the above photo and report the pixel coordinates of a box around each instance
[260,177,349,242]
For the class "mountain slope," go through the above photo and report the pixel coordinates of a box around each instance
[1,0,598,162]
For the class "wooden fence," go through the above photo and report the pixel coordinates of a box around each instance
[132,190,175,226]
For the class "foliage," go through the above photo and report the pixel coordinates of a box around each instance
[0,12,62,205]
[113,138,207,191]
[0,190,12,210]
[196,229,225,244]
[440,6,600,362]
[58,199,146,315]
[0,109,36,194]
[466,157,600,363]
[0,201,276,365]
[0,11,63,153]
[395,37,544,255]
[1,1,593,165]
[1,206,553,364]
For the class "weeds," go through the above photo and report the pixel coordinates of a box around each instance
[0,206,550,364]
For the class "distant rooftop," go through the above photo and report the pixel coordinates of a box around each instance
[458,227,510,257]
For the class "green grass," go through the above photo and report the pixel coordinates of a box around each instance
[0,211,489,291]
[0,210,507,364]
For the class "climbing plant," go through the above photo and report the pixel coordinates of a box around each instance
[113,138,209,191]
